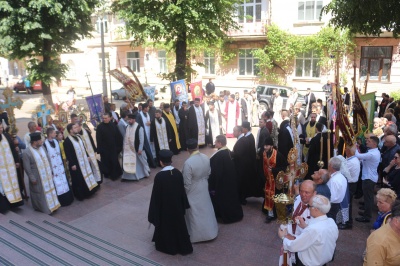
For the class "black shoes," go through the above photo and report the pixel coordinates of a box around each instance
[359,206,365,210]
[355,217,370,223]
[265,216,277,224]
[338,223,352,230]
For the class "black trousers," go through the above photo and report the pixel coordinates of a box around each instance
[348,182,358,223]
[327,203,340,221]
[362,179,376,220]
[294,252,327,266]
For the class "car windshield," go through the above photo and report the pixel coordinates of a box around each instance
[256,86,264,93]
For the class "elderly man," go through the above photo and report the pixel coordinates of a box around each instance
[279,195,338,266]
[188,98,206,146]
[355,135,381,223]
[311,168,331,199]
[278,180,316,265]
[364,201,400,266]
[326,157,348,221]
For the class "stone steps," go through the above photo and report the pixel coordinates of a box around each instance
[0,210,161,266]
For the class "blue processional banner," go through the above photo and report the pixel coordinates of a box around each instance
[170,79,188,103]
[144,86,156,101]
[85,94,104,128]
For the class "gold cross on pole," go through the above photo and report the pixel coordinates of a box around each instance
[0,87,23,136]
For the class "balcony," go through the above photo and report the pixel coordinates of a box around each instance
[227,19,270,40]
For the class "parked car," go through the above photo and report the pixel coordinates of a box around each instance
[256,84,305,118]
[112,86,158,101]
[13,77,42,94]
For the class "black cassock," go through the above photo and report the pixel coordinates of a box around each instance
[233,134,263,200]
[96,122,123,180]
[135,112,157,168]
[178,108,189,150]
[64,136,98,200]
[162,112,180,154]
[277,119,294,160]
[305,132,334,180]
[148,168,193,255]
[209,149,243,223]
[0,133,24,213]
[187,105,204,142]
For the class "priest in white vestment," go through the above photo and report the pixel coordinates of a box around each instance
[122,113,150,181]
[224,94,240,138]
[43,128,74,206]
[273,91,283,127]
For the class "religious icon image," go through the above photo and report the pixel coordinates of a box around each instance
[59,111,68,123]
[174,84,183,96]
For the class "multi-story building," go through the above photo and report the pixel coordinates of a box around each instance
[4,1,400,98]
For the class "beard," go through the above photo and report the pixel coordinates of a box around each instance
[310,121,316,127]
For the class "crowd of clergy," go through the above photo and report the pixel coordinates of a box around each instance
[1,84,400,265]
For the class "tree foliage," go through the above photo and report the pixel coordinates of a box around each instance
[323,0,400,37]
[254,24,356,85]
[112,0,240,81]
[0,0,98,104]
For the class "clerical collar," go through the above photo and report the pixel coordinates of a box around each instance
[142,111,148,117]
[237,133,244,140]
[245,132,251,137]
[156,118,162,123]
[161,165,174,171]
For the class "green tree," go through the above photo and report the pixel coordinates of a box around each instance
[323,0,400,37]
[112,0,240,81]
[0,0,98,105]
[254,25,355,85]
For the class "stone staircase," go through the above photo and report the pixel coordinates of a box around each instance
[0,209,161,266]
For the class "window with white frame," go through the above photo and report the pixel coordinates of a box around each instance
[295,51,320,78]
[127,52,140,72]
[298,1,323,21]
[158,50,167,73]
[238,0,262,23]
[98,53,110,72]
[95,16,108,34]
[204,51,215,75]
[360,46,392,82]
[239,49,259,76]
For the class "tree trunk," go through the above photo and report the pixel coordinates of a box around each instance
[175,31,187,81]
[42,40,54,107]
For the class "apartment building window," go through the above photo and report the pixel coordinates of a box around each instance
[158,50,167,73]
[98,53,110,72]
[295,51,320,78]
[95,16,108,34]
[360,46,392,82]
[298,1,323,21]
[204,51,215,75]
[239,49,259,76]
[67,60,76,79]
[127,52,140,72]
[238,0,262,23]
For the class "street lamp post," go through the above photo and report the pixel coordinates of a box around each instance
[100,18,108,97]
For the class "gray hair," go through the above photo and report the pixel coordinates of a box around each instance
[320,172,329,184]
[311,195,331,214]
[386,123,398,135]
[329,157,342,171]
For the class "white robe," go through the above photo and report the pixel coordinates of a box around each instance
[182,151,218,243]
[273,96,283,126]
[141,111,156,159]
[207,110,220,142]
[44,140,70,196]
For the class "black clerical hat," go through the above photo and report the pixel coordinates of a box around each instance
[264,136,274,146]
[242,121,251,130]
[127,113,136,119]
[194,98,200,102]
[186,138,198,149]
[159,149,173,163]
[30,132,41,142]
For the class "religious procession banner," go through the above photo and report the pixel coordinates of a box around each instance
[170,79,189,103]
[143,86,156,101]
[353,87,370,135]
[190,81,203,103]
[109,69,147,101]
[334,84,355,146]
[36,103,52,127]
[360,92,375,132]
[85,94,104,128]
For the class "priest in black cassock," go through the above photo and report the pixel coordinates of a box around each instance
[96,112,123,180]
[188,98,206,146]
[148,150,193,255]
[178,101,189,150]
[305,122,334,180]
[277,109,294,160]
[136,103,157,168]
[64,123,99,200]
[209,135,243,223]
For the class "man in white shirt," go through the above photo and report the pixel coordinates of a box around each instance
[326,156,348,221]
[355,135,381,223]
[279,195,338,266]
[340,146,361,229]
